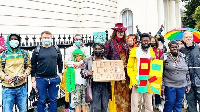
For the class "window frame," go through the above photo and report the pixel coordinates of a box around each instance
[121,10,133,35]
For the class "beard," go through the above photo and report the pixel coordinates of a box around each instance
[141,44,150,50]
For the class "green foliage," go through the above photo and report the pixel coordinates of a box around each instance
[195,22,200,31]
[182,0,200,28]
[194,6,200,21]
[194,6,200,31]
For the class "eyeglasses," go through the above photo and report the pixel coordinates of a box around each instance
[75,39,82,41]
[117,31,124,34]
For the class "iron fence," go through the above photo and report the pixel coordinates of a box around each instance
[0,30,109,112]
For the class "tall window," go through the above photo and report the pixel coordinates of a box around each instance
[122,10,133,35]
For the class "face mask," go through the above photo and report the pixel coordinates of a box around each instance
[158,45,163,49]
[141,44,150,50]
[42,39,51,45]
[150,43,157,47]
[9,40,19,48]
[75,40,82,47]
[94,50,103,57]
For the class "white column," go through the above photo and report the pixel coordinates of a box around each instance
[146,0,158,34]
[164,0,169,32]
[175,0,181,28]
[168,0,176,30]
[157,0,165,28]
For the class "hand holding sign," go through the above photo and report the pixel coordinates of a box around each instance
[88,70,93,75]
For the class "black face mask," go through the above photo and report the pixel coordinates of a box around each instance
[94,50,103,57]
[141,44,150,50]
[150,43,157,47]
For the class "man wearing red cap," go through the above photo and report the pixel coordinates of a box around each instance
[104,23,131,112]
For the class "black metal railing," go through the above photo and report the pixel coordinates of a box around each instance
[0,30,109,112]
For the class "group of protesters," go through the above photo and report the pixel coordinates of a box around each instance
[0,23,199,112]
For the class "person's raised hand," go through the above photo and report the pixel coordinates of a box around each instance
[136,25,138,29]
[161,24,164,28]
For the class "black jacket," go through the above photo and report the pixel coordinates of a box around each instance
[180,43,200,86]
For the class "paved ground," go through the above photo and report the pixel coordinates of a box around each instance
[140,95,188,112]
[0,78,190,112]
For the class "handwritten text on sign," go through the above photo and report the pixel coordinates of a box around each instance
[92,60,125,82]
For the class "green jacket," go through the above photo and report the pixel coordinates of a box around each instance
[0,33,31,87]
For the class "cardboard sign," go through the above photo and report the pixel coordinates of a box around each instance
[93,32,106,44]
[92,60,125,82]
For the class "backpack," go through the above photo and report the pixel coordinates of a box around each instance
[1,49,28,72]
[35,45,60,62]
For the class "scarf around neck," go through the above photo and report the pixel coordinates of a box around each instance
[115,36,126,53]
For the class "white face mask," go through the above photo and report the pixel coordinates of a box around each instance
[9,40,19,48]
[158,45,163,49]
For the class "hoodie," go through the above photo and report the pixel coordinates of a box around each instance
[0,33,31,87]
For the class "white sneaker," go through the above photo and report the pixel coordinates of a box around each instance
[156,105,163,112]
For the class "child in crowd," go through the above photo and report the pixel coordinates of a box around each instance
[81,43,110,112]
[70,49,87,112]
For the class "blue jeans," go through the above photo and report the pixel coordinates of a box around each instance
[36,76,61,112]
[2,84,27,112]
[163,86,186,112]
[186,86,200,112]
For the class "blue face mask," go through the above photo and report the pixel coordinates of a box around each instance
[42,39,51,45]
[75,40,82,47]
[9,40,19,48]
